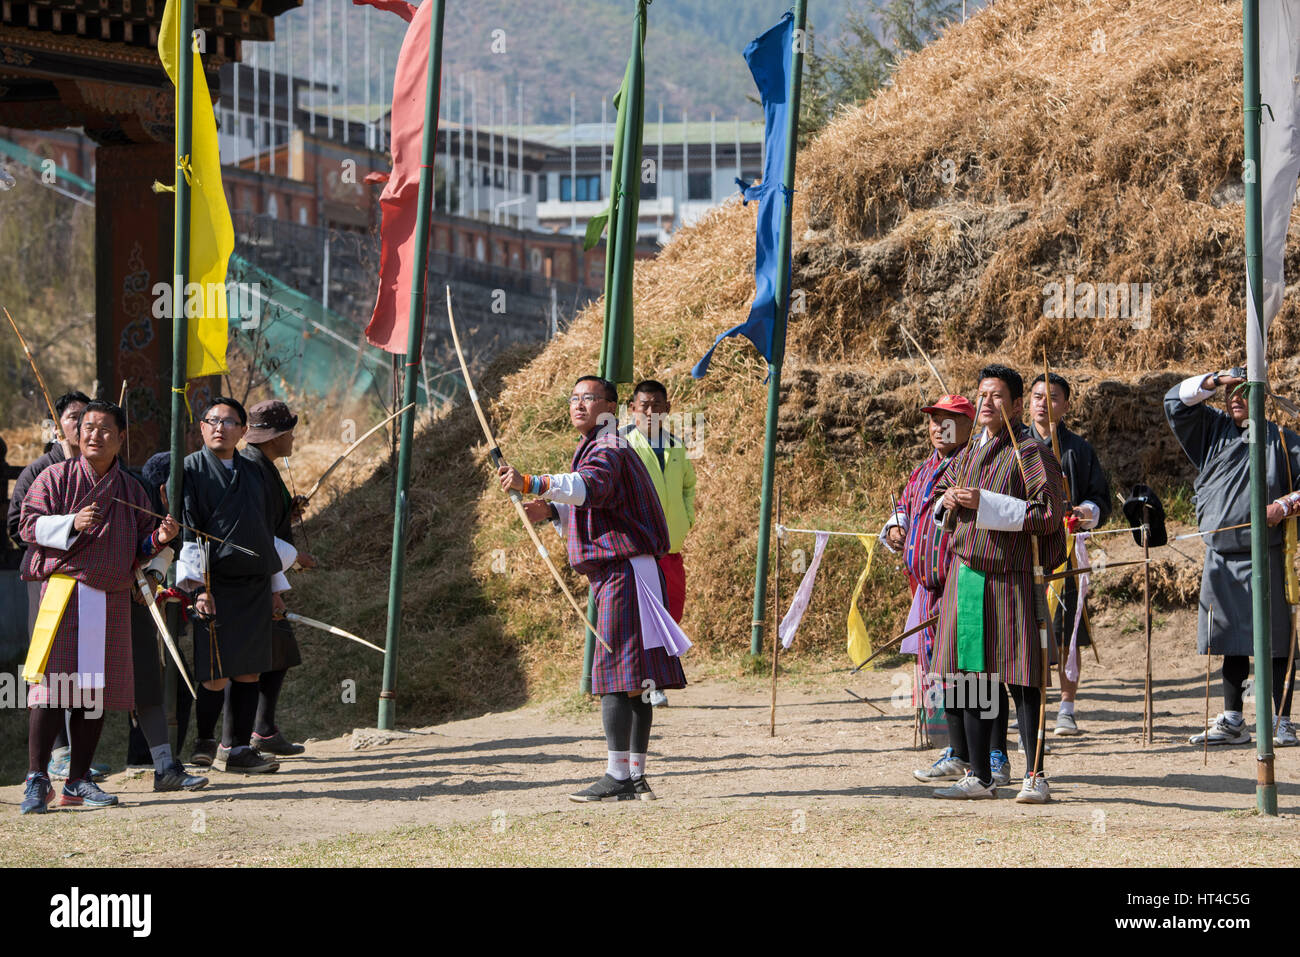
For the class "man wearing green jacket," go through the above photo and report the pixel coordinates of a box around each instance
[623,380,697,705]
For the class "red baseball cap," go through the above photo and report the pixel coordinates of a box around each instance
[921,394,976,419]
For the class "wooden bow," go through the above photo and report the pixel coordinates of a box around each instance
[4,305,62,440]
[445,287,611,654]
[303,402,417,503]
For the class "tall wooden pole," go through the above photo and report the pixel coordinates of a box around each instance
[769,487,781,736]
[750,0,808,657]
[377,0,447,730]
[1243,0,1277,813]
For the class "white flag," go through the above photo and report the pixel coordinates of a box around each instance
[779,532,830,649]
[1248,2,1300,377]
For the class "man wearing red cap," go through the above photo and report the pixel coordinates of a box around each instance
[877,395,993,785]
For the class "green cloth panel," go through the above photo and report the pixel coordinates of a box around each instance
[955,564,986,672]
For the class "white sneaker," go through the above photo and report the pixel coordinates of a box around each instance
[1189,713,1250,746]
[1015,774,1051,804]
[913,747,970,782]
[649,690,668,707]
[1274,716,1299,747]
[933,771,996,799]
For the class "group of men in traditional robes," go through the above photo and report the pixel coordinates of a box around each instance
[886,365,1110,803]
[15,393,313,813]
[886,360,1300,805]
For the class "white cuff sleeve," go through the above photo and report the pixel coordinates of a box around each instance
[551,502,570,538]
[976,490,1027,532]
[1077,501,1101,530]
[33,514,78,550]
[1178,374,1217,406]
[878,513,906,553]
[176,541,207,592]
[543,472,587,506]
[274,537,298,572]
[271,571,291,593]
[145,546,174,578]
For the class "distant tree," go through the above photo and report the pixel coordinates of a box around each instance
[801,0,963,139]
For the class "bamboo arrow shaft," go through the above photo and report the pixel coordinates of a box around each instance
[304,403,417,502]
[4,306,62,439]
[111,497,258,558]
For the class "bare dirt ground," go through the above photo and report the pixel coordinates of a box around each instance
[3,601,1300,867]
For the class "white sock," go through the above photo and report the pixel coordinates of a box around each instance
[606,751,630,780]
[629,753,646,780]
[1059,700,1075,717]
[1224,710,1243,725]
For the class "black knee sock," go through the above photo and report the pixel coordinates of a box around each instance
[67,710,106,782]
[196,685,224,741]
[1223,655,1250,713]
[228,680,260,749]
[946,704,969,761]
[1010,684,1043,776]
[255,669,288,737]
[600,693,634,752]
[175,677,193,755]
[629,694,653,754]
[1273,657,1295,717]
[961,707,994,786]
[28,707,64,775]
[126,715,153,766]
[992,684,1009,754]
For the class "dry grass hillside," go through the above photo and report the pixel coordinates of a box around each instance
[284,0,1284,735]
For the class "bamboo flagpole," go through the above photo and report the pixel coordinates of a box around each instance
[377,0,447,731]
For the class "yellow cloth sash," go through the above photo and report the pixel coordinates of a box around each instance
[846,535,876,666]
[22,574,76,684]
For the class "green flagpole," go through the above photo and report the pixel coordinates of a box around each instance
[1242,0,1277,815]
[582,0,648,691]
[750,0,808,658]
[165,0,196,751]
[378,0,447,730]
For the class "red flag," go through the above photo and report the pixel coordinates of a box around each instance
[364,0,438,352]
[352,0,416,22]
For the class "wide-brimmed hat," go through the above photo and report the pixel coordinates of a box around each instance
[245,400,298,444]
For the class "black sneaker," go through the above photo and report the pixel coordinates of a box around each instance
[20,772,54,815]
[631,776,657,801]
[190,738,218,768]
[569,774,636,803]
[251,730,306,756]
[213,745,279,774]
[60,778,118,809]
[154,761,209,792]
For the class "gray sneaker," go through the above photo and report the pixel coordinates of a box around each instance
[1189,713,1250,746]
[913,747,970,782]
[1054,711,1080,736]
[990,750,1011,787]
[1274,716,1299,747]
[648,690,668,707]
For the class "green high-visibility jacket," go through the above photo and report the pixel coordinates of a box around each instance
[622,424,696,555]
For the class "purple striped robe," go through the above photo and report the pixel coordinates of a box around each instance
[930,425,1067,686]
[565,432,686,695]
[19,456,164,710]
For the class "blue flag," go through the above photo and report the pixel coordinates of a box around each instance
[692,12,794,379]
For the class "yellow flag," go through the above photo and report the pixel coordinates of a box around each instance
[22,574,76,684]
[159,0,233,378]
[846,535,876,666]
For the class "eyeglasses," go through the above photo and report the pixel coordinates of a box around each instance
[201,417,241,429]
[568,394,603,405]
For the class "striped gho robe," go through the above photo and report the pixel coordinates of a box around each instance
[930,425,1067,687]
[547,431,686,696]
[882,449,962,707]
[19,456,167,710]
